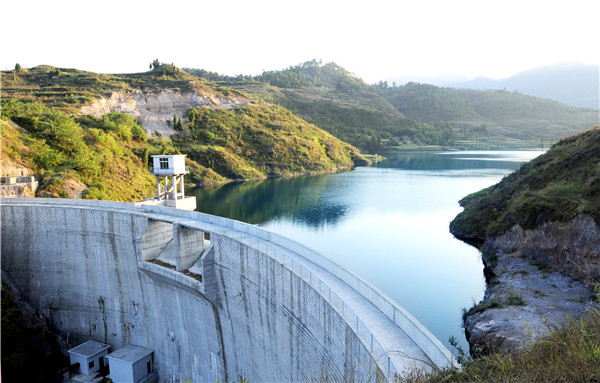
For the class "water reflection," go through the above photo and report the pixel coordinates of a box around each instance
[379,150,542,171]
[187,173,350,227]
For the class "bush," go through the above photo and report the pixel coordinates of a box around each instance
[31,142,67,169]
[82,185,110,200]
[406,310,600,383]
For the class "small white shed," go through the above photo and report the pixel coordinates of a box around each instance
[67,340,110,375]
[107,345,156,383]
[151,154,187,176]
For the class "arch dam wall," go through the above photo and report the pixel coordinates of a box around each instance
[0,198,457,382]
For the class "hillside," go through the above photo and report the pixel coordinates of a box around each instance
[1,104,164,200]
[186,61,457,152]
[450,127,600,243]
[382,82,598,145]
[186,61,598,150]
[1,64,368,200]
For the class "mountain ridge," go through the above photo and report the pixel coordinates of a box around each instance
[448,63,599,109]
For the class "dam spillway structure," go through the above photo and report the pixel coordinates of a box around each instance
[1,198,458,382]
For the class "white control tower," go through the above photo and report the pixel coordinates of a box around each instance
[144,154,196,210]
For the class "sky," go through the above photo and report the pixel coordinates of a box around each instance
[3,0,598,84]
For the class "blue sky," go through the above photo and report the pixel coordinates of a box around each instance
[3,0,598,83]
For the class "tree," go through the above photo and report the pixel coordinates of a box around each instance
[13,63,21,80]
[142,147,149,167]
[151,59,161,70]
[188,110,196,127]
[175,119,183,131]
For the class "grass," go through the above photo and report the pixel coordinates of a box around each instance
[451,127,600,242]
[405,309,600,383]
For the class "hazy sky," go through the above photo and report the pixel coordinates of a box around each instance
[3,0,598,83]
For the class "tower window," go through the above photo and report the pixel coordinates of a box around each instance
[159,158,169,169]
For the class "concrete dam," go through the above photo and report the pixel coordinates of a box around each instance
[1,198,457,382]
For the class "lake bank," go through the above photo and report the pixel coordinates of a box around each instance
[451,130,600,355]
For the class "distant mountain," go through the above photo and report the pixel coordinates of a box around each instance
[449,63,599,109]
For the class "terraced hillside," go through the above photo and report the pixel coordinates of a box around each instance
[1,64,368,200]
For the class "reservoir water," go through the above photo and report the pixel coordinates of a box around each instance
[189,150,542,353]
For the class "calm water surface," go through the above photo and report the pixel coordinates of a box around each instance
[189,150,542,353]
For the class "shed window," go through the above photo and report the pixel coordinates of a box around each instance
[89,360,95,369]
[159,158,169,169]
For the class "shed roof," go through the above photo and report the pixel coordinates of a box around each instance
[68,340,110,358]
[150,154,187,158]
[107,345,154,364]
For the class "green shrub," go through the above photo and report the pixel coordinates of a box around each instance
[31,142,67,169]
[82,185,110,200]
[406,310,600,383]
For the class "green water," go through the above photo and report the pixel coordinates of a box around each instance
[188,150,542,353]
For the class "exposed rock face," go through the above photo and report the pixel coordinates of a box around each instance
[80,90,252,137]
[488,215,600,283]
[1,184,35,198]
[463,215,599,354]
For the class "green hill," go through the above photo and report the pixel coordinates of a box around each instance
[450,126,600,242]
[1,63,368,200]
[186,61,454,152]
[186,60,598,151]
[0,63,213,111]
[385,82,598,143]
[172,102,365,179]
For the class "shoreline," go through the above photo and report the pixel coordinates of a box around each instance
[186,164,357,189]
[454,217,599,355]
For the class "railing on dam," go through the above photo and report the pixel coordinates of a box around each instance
[233,234,402,378]
[0,198,458,380]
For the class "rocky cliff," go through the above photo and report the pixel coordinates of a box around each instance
[462,216,597,354]
[451,127,600,354]
[80,89,252,136]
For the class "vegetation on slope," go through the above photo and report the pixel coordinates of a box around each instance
[0,100,175,200]
[186,61,458,152]
[450,126,600,241]
[384,82,598,143]
[0,63,222,113]
[186,60,598,151]
[405,308,600,383]
[173,103,365,179]
[1,63,368,200]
